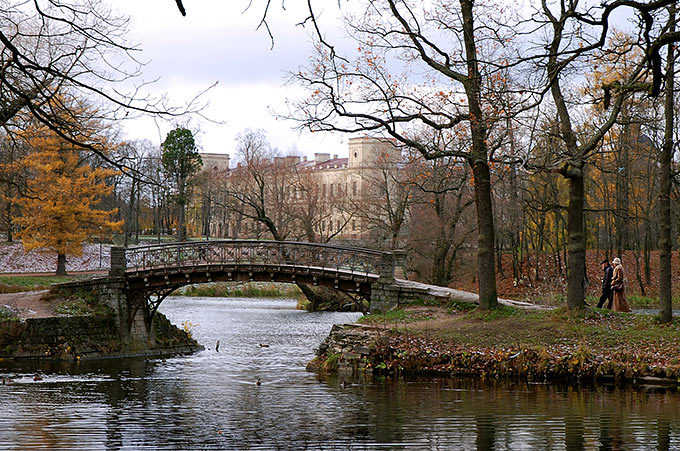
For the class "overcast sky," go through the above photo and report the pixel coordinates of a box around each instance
[113,0,350,161]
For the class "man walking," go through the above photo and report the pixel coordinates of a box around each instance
[596,258,614,309]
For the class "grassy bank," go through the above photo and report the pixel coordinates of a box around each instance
[0,275,75,293]
[583,294,680,310]
[324,303,680,384]
[176,282,302,298]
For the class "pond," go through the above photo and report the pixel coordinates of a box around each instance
[0,297,678,450]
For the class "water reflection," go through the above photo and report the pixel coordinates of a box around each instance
[0,297,679,450]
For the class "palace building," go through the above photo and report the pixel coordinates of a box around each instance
[198,137,402,244]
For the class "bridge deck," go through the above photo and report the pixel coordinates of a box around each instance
[124,262,378,296]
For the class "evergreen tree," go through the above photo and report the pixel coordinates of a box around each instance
[161,127,202,241]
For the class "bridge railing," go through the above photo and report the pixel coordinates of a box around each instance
[119,240,386,277]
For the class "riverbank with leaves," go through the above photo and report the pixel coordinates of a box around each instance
[309,303,680,385]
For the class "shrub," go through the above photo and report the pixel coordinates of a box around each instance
[0,306,18,321]
[54,290,112,317]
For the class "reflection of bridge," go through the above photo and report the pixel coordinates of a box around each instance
[56,240,405,350]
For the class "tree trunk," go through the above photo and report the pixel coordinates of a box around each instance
[135,186,141,242]
[507,129,520,282]
[203,195,211,239]
[496,237,504,277]
[632,248,646,297]
[615,110,630,256]
[644,226,651,285]
[472,160,498,309]
[461,0,497,310]
[432,236,451,286]
[178,183,186,242]
[547,36,595,308]
[125,180,137,248]
[566,171,586,309]
[5,200,12,242]
[56,253,67,276]
[155,203,161,243]
[511,234,520,282]
[659,4,675,323]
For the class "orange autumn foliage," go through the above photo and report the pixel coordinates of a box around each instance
[12,128,122,258]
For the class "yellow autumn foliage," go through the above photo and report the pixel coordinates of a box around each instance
[12,125,122,257]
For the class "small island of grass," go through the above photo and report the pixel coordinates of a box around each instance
[310,301,680,386]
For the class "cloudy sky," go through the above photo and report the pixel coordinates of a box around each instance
[113,0,350,161]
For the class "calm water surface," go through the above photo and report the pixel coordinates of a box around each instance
[1,296,679,450]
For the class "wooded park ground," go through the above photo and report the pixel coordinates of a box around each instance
[0,241,110,275]
[450,249,680,308]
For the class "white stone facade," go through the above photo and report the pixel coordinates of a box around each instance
[203,137,401,243]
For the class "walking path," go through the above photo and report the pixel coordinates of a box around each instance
[0,273,549,321]
[394,279,551,310]
[0,290,53,319]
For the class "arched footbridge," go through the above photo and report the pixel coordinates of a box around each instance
[119,240,391,296]
[56,240,406,346]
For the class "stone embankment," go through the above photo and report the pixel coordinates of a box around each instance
[309,317,680,386]
[307,324,381,374]
[0,312,201,361]
[0,290,201,361]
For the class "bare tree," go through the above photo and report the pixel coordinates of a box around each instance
[210,129,293,240]
[531,1,651,309]
[408,154,475,286]
[207,129,363,310]
[286,169,355,243]
[346,146,412,251]
[287,1,534,309]
[659,4,675,323]
[146,149,173,241]
[112,140,157,246]
[1,1,205,177]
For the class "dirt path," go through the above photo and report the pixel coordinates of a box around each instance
[0,271,107,277]
[394,279,550,310]
[0,290,55,319]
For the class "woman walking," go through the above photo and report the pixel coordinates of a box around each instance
[610,258,631,313]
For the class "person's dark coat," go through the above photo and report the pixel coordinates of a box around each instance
[597,263,614,309]
[602,264,613,295]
